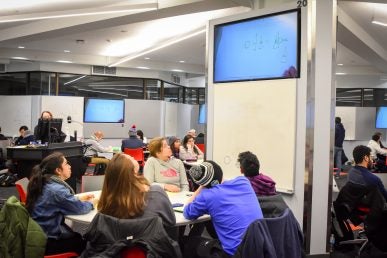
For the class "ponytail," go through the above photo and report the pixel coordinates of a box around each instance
[25,152,64,213]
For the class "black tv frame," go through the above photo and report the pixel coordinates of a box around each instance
[213,8,301,83]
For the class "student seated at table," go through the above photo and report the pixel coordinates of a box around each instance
[183,161,263,257]
[237,151,277,196]
[17,130,36,145]
[14,125,28,145]
[84,131,111,161]
[26,152,95,255]
[81,153,181,257]
[179,134,203,161]
[121,124,145,151]
[144,137,189,192]
[169,136,181,159]
[237,151,288,218]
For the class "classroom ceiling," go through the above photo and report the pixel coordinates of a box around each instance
[0,0,386,79]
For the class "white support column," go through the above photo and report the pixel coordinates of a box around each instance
[306,0,336,255]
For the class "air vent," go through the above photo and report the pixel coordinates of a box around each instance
[91,65,116,75]
[171,74,180,84]
[0,64,6,73]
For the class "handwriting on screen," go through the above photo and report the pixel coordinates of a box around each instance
[244,32,289,63]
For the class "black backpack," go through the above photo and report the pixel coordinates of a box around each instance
[0,172,17,187]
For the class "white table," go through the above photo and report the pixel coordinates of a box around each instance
[66,191,210,226]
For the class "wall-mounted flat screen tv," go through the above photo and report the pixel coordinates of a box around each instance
[198,104,206,124]
[84,98,125,123]
[376,107,387,128]
[213,9,300,83]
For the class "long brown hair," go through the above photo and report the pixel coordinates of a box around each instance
[98,153,150,219]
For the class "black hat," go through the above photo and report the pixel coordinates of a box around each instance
[188,161,223,188]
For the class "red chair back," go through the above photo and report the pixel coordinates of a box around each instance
[124,148,145,167]
[196,143,205,153]
[121,246,146,258]
[44,252,79,258]
[15,177,29,203]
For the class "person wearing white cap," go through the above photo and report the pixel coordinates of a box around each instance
[183,161,263,257]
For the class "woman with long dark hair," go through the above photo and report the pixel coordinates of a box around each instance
[179,134,203,161]
[26,152,94,255]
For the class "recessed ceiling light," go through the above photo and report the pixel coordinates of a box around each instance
[12,57,28,60]
[136,66,150,69]
[336,72,346,75]
[179,60,185,63]
[337,63,343,66]
[144,57,150,60]
[64,50,71,53]
[171,69,184,72]
[57,60,73,63]
[18,46,25,49]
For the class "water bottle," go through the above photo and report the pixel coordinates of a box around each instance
[329,234,335,253]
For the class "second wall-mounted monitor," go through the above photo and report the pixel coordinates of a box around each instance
[198,104,206,124]
[376,107,387,129]
[84,98,125,123]
[213,9,300,83]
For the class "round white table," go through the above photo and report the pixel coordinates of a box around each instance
[65,191,210,226]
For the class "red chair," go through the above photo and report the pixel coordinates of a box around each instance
[196,143,205,153]
[44,252,79,258]
[124,148,145,167]
[15,177,29,203]
[121,246,146,258]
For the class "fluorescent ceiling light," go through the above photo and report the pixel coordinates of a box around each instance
[64,50,71,53]
[172,69,184,72]
[179,60,185,63]
[109,28,206,67]
[64,75,86,85]
[144,57,150,60]
[57,60,72,63]
[372,20,387,27]
[11,57,28,60]
[0,7,156,23]
[136,66,150,69]
[76,88,127,97]
[336,72,347,75]
[18,46,25,49]
[102,7,243,57]
[337,63,343,66]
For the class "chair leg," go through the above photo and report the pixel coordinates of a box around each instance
[357,239,368,256]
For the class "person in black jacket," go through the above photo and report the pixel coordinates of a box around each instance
[14,125,28,145]
[334,117,345,178]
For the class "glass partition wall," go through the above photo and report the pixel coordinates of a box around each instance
[0,71,205,104]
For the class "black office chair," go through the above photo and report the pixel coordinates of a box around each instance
[332,182,387,255]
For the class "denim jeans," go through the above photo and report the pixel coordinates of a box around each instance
[334,147,343,177]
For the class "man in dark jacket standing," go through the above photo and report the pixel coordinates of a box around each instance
[335,117,345,178]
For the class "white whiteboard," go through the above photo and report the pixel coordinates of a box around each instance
[41,96,84,139]
[212,79,296,193]
[0,96,33,136]
[335,107,376,141]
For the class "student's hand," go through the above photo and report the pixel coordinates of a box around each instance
[164,184,181,192]
[79,193,94,201]
[186,186,204,204]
